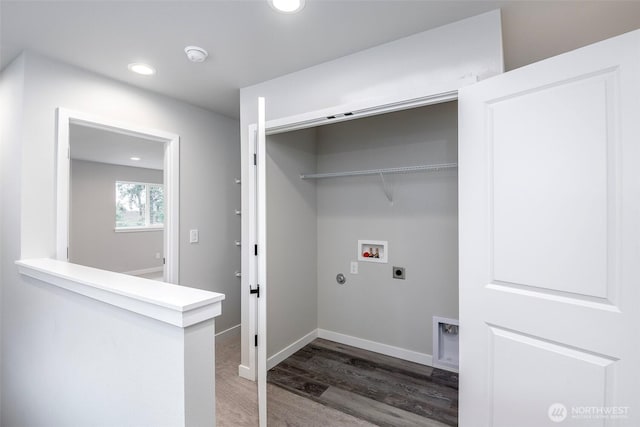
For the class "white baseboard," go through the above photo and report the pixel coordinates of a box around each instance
[216,324,241,343]
[123,266,164,276]
[258,328,433,379]
[317,329,433,367]
[238,364,254,381]
[267,329,318,370]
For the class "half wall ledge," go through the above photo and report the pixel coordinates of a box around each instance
[16,258,225,327]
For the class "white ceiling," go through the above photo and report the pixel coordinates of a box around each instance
[2,1,640,119]
[70,123,165,170]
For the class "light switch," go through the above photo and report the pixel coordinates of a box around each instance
[189,229,199,243]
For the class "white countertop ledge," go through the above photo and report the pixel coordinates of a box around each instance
[16,258,225,328]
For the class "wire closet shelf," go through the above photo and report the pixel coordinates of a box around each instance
[299,162,457,180]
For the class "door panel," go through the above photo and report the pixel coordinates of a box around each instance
[491,72,613,298]
[459,30,640,427]
[490,326,615,427]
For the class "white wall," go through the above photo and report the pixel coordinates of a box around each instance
[316,101,459,356]
[0,51,26,422]
[239,11,502,127]
[266,128,318,358]
[239,10,502,373]
[0,52,239,425]
[13,275,208,426]
[70,160,163,274]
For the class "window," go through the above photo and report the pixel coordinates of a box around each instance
[115,181,164,230]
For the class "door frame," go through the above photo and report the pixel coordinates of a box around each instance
[55,108,180,284]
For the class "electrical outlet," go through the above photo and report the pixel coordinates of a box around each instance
[350,261,358,274]
[393,266,405,280]
[189,229,199,243]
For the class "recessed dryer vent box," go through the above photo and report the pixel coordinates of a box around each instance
[358,240,388,263]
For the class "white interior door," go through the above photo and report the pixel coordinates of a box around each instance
[459,30,640,427]
[256,96,268,427]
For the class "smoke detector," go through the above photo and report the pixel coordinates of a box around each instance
[184,46,208,63]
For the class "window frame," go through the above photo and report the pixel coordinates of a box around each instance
[115,180,165,232]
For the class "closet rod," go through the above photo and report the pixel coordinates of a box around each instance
[300,162,457,180]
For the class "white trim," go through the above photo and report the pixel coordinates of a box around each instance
[266,328,434,369]
[56,108,180,284]
[265,85,467,136]
[56,109,71,261]
[115,226,164,233]
[16,258,224,328]
[267,329,318,370]
[238,364,253,380]
[317,329,433,367]
[163,128,180,284]
[215,324,241,343]
[123,266,164,276]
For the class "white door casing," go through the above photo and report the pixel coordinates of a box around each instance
[459,30,640,427]
[256,97,268,427]
[56,108,180,284]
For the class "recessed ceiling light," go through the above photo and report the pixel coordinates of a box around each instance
[269,0,305,13]
[128,63,156,76]
[130,156,141,161]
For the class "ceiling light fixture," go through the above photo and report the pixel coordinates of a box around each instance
[128,63,156,76]
[130,156,141,161]
[184,46,209,63]
[269,0,305,13]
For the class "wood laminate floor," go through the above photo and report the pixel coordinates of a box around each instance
[267,339,458,427]
[216,334,376,427]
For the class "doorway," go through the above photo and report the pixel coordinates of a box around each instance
[255,99,460,426]
[56,108,180,283]
[68,124,166,279]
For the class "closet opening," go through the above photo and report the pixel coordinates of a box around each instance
[262,99,459,426]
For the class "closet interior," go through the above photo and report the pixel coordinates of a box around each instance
[265,100,460,369]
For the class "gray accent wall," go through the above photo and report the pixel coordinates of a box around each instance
[264,101,458,360]
[316,101,459,356]
[266,128,318,358]
[69,160,164,274]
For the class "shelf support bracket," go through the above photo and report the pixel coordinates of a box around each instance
[379,172,394,204]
